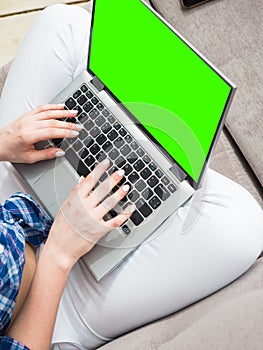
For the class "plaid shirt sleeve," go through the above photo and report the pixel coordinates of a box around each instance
[0,192,53,349]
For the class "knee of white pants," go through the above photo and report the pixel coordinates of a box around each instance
[203,170,263,276]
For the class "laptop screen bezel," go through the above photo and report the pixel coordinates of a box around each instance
[86,0,236,190]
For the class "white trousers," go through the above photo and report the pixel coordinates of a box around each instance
[0,5,262,350]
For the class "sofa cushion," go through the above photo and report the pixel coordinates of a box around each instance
[150,0,263,187]
[99,257,263,349]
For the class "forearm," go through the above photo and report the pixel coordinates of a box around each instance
[7,240,74,350]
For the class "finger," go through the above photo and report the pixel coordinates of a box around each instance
[95,184,130,218]
[27,104,66,117]
[88,168,125,206]
[29,126,81,143]
[39,119,83,131]
[23,148,65,164]
[36,109,79,121]
[77,159,111,198]
[105,204,135,229]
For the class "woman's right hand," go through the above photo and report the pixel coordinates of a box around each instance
[45,159,135,269]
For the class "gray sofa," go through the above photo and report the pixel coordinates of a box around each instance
[0,0,262,348]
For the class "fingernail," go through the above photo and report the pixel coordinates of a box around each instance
[122,184,130,192]
[117,169,125,176]
[101,158,110,167]
[69,109,79,114]
[55,151,65,158]
[126,204,136,213]
[70,130,79,136]
[78,176,84,184]
[57,104,65,108]
[75,124,84,130]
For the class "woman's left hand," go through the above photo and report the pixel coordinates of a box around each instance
[0,104,82,164]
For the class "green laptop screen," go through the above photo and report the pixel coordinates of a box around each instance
[89,0,232,183]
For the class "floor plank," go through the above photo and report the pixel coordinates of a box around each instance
[0,2,91,66]
[0,0,88,17]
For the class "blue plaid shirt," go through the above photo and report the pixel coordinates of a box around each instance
[0,192,52,350]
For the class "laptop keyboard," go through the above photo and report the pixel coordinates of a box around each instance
[51,84,177,235]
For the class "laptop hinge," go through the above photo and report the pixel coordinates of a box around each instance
[91,76,105,92]
[169,164,187,182]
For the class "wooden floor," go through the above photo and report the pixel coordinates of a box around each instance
[0,0,92,66]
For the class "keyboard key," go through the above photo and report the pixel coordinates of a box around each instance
[75,106,82,116]
[96,134,107,145]
[95,115,106,127]
[134,159,144,172]
[65,148,79,168]
[65,98,76,109]
[90,127,100,138]
[127,152,138,164]
[147,175,159,188]
[80,84,88,93]
[72,140,82,152]
[108,129,118,141]
[155,169,164,178]
[84,119,94,131]
[128,172,139,184]
[79,130,87,141]
[108,165,117,175]
[108,115,115,123]
[120,144,132,156]
[84,136,94,148]
[86,90,93,98]
[77,161,90,177]
[101,122,112,134]
[83,102,93,113]
[90,144,100,155]
[113,122,121,130]
[96,151,107,162]
[109,148,119,160]
[100,171,108,182]
[128,190,140,202]
[149,196,162,209]
[119,128,127,136]
[136,199,153,218]
[97,103,104,111]
[141,167,151,179]
[102,109,110,117]
[102,141,113,152]
[52,138,63,147]
[135,179,146,192]
[123,163,133,175]
[85,154,95,167]
[91,96,99,105]
[149,162,157,171]
[121,225,131,235]
[168,183,177,193]
[115,156,126,168]
[137,148,144,157]
[77,95,87,106]
[142,188,153,200]
[130,141,139,150]
[154,184,170,201]
[89,108,100,119]
[143,155,151,164]
[114,137,125,149]
[161,176,170,185]
[79,148,89,159]
[78,112,88,124]
[73,90,81,99]
[125,134,132,143]
[130,210,143,226]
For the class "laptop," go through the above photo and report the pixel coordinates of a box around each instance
[13,0,236,281]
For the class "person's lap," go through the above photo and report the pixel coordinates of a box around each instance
[0,4,262,349]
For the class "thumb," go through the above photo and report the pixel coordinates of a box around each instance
[28,148,65,163]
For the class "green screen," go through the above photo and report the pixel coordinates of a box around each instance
[89,0,232,183]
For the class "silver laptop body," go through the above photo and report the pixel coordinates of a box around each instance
[13,0,236,281]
